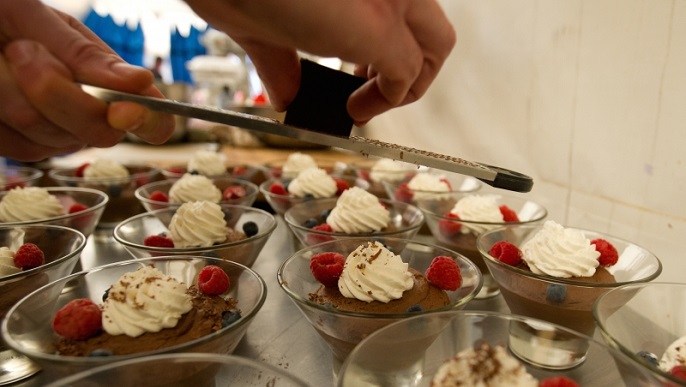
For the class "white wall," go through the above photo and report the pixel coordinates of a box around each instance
[365,0,685,282]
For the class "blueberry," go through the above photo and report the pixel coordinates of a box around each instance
[303,218,319,229]
[303,193,315,201]
[636,351,659,366]
[221,311,241,327]
[189,170,200,175]
[321,209,333,221]
[88,349,113,357]
[546,284,567,303]
[107,184,122,198]
[102,287,111,302]
[406,305,424,313]
[242,221,259,237]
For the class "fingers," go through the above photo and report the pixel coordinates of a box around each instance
[107,101,175,144]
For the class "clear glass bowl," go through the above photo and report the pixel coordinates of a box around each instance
[278,237,482,374]
[259,176,366,216]
[160,163,262,183]
[0,225,87,384]
[349,157,423,199]
[135,176,259,212]
[113,204,277,268]
[263,157,346,180]
[380,171,482,205]
[0,166,43,191]
[418,193,547,298]
[49,164,161,229]
[1,256,267,381]
[284,197,424,247]
[594,282,686,386]
[0,187,108,239]
[477,224,662,338]
[338,311,666,386]
[45,353,310,387]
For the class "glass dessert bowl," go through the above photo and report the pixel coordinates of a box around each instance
[46,353,309,387]
[161,163,261,182]
[278,237,482,376]
[338,311,666,387]
[349,157,423,199]
[49,163,161,230]
[0,224,87,384]
[0,187,108,239]
[135,175,259,212]
[284,196,425,248]
[593,282,686,386]
[113,203,277,268]
[476,222,662,366]
[263,152,346,180]
[381,170,482,206]
[418,193,548,298]
[0,166,43,191]
[160,149,262,184]
[1,256,267,381]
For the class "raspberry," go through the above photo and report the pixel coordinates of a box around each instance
[197,265,230,295]
[499,205,520,222]
[306,223,334,245]
[68,203,89,214]
[166,167,184,175]
[425,256,462,291]
[232,166,247,175]
[438,212,462,237]
[334,178,350,196]
[74,163,90,177]
[539,376,580,387]
[269,182,288,196]
[591,238,619,266]
[3,180,25,190]
[51,298,102,340]
[223,185,247,200]
[439,178,452,190]
[488,241,522,266]
[393,183,414,203]
[149,190,169,202]
[358,170,370,181]
[310,252,345,287]
[13,243,45,270]
[143,235,174,248]
[670,365,686,381]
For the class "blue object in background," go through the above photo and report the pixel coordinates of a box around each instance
[170,25,207,84]
[82,8,144,67]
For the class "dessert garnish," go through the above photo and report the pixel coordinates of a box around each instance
[149,190,169,202]
[393,183,414,203]
[499,205,520,222]
[222,185,247,200]
[52,299,103,341]
[74,163,90,177]
[241,221,259,238]
[438,212,462,237]
[309,252,345,288]
[538,376,580,387]
[425,256,462,291]
[306,223,334,245]
[197,265,230,295]
[268,182,288,196]
[670,365,686,381]
[334,178,350,196]
[143,235,175,248]
[441,195,519,237]
[67,203,89,213]
[13,243,45,270]
[591,238,619,266]
[488,241,523,266]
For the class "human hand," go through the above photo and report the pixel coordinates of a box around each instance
[0,1,175,162]
[185,0,455,125]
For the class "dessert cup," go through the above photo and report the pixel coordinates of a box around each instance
[381,171,482,205]
[1,256,267,381]
[338,311,665,386]
[135,176,259,212]
[477,224,662,368]
[278,237,482,377]
[0,166,43,191]
[259,176,365,217]
[349,157,423,199]
[160,163,261,183]
[0,187,108,241]
[45,353,310,387]
[594,282,686,386]
[418,193,547,299]
[0,225,87,385]
[113,204,277,268]
[284,197,425,248]
[264,157,345,179]
[49,164,161,232]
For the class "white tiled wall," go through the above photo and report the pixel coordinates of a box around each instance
[363,0,685,282]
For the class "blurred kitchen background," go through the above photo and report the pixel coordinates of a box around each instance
[35,0,686,282]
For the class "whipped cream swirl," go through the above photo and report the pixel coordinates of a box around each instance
[102,265,193,337]
[326,187,390,233]
[0,247,20,276]
[432,343,538,387]
[451,194,505,235]
[369,159,415,183]
[83,159,130,183]
[520,221,600,278]
[659,335,686,372]
[187,150,226,176]
[168,174,222,204]
[168,201,227,248]
[407,173,451,200]
[338,241,413,303]
[282,152,317,179]
[0,187,64,222]
[287,168,337,199]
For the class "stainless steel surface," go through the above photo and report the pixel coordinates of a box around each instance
[82,85,533,192]
[12,218,507,386]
